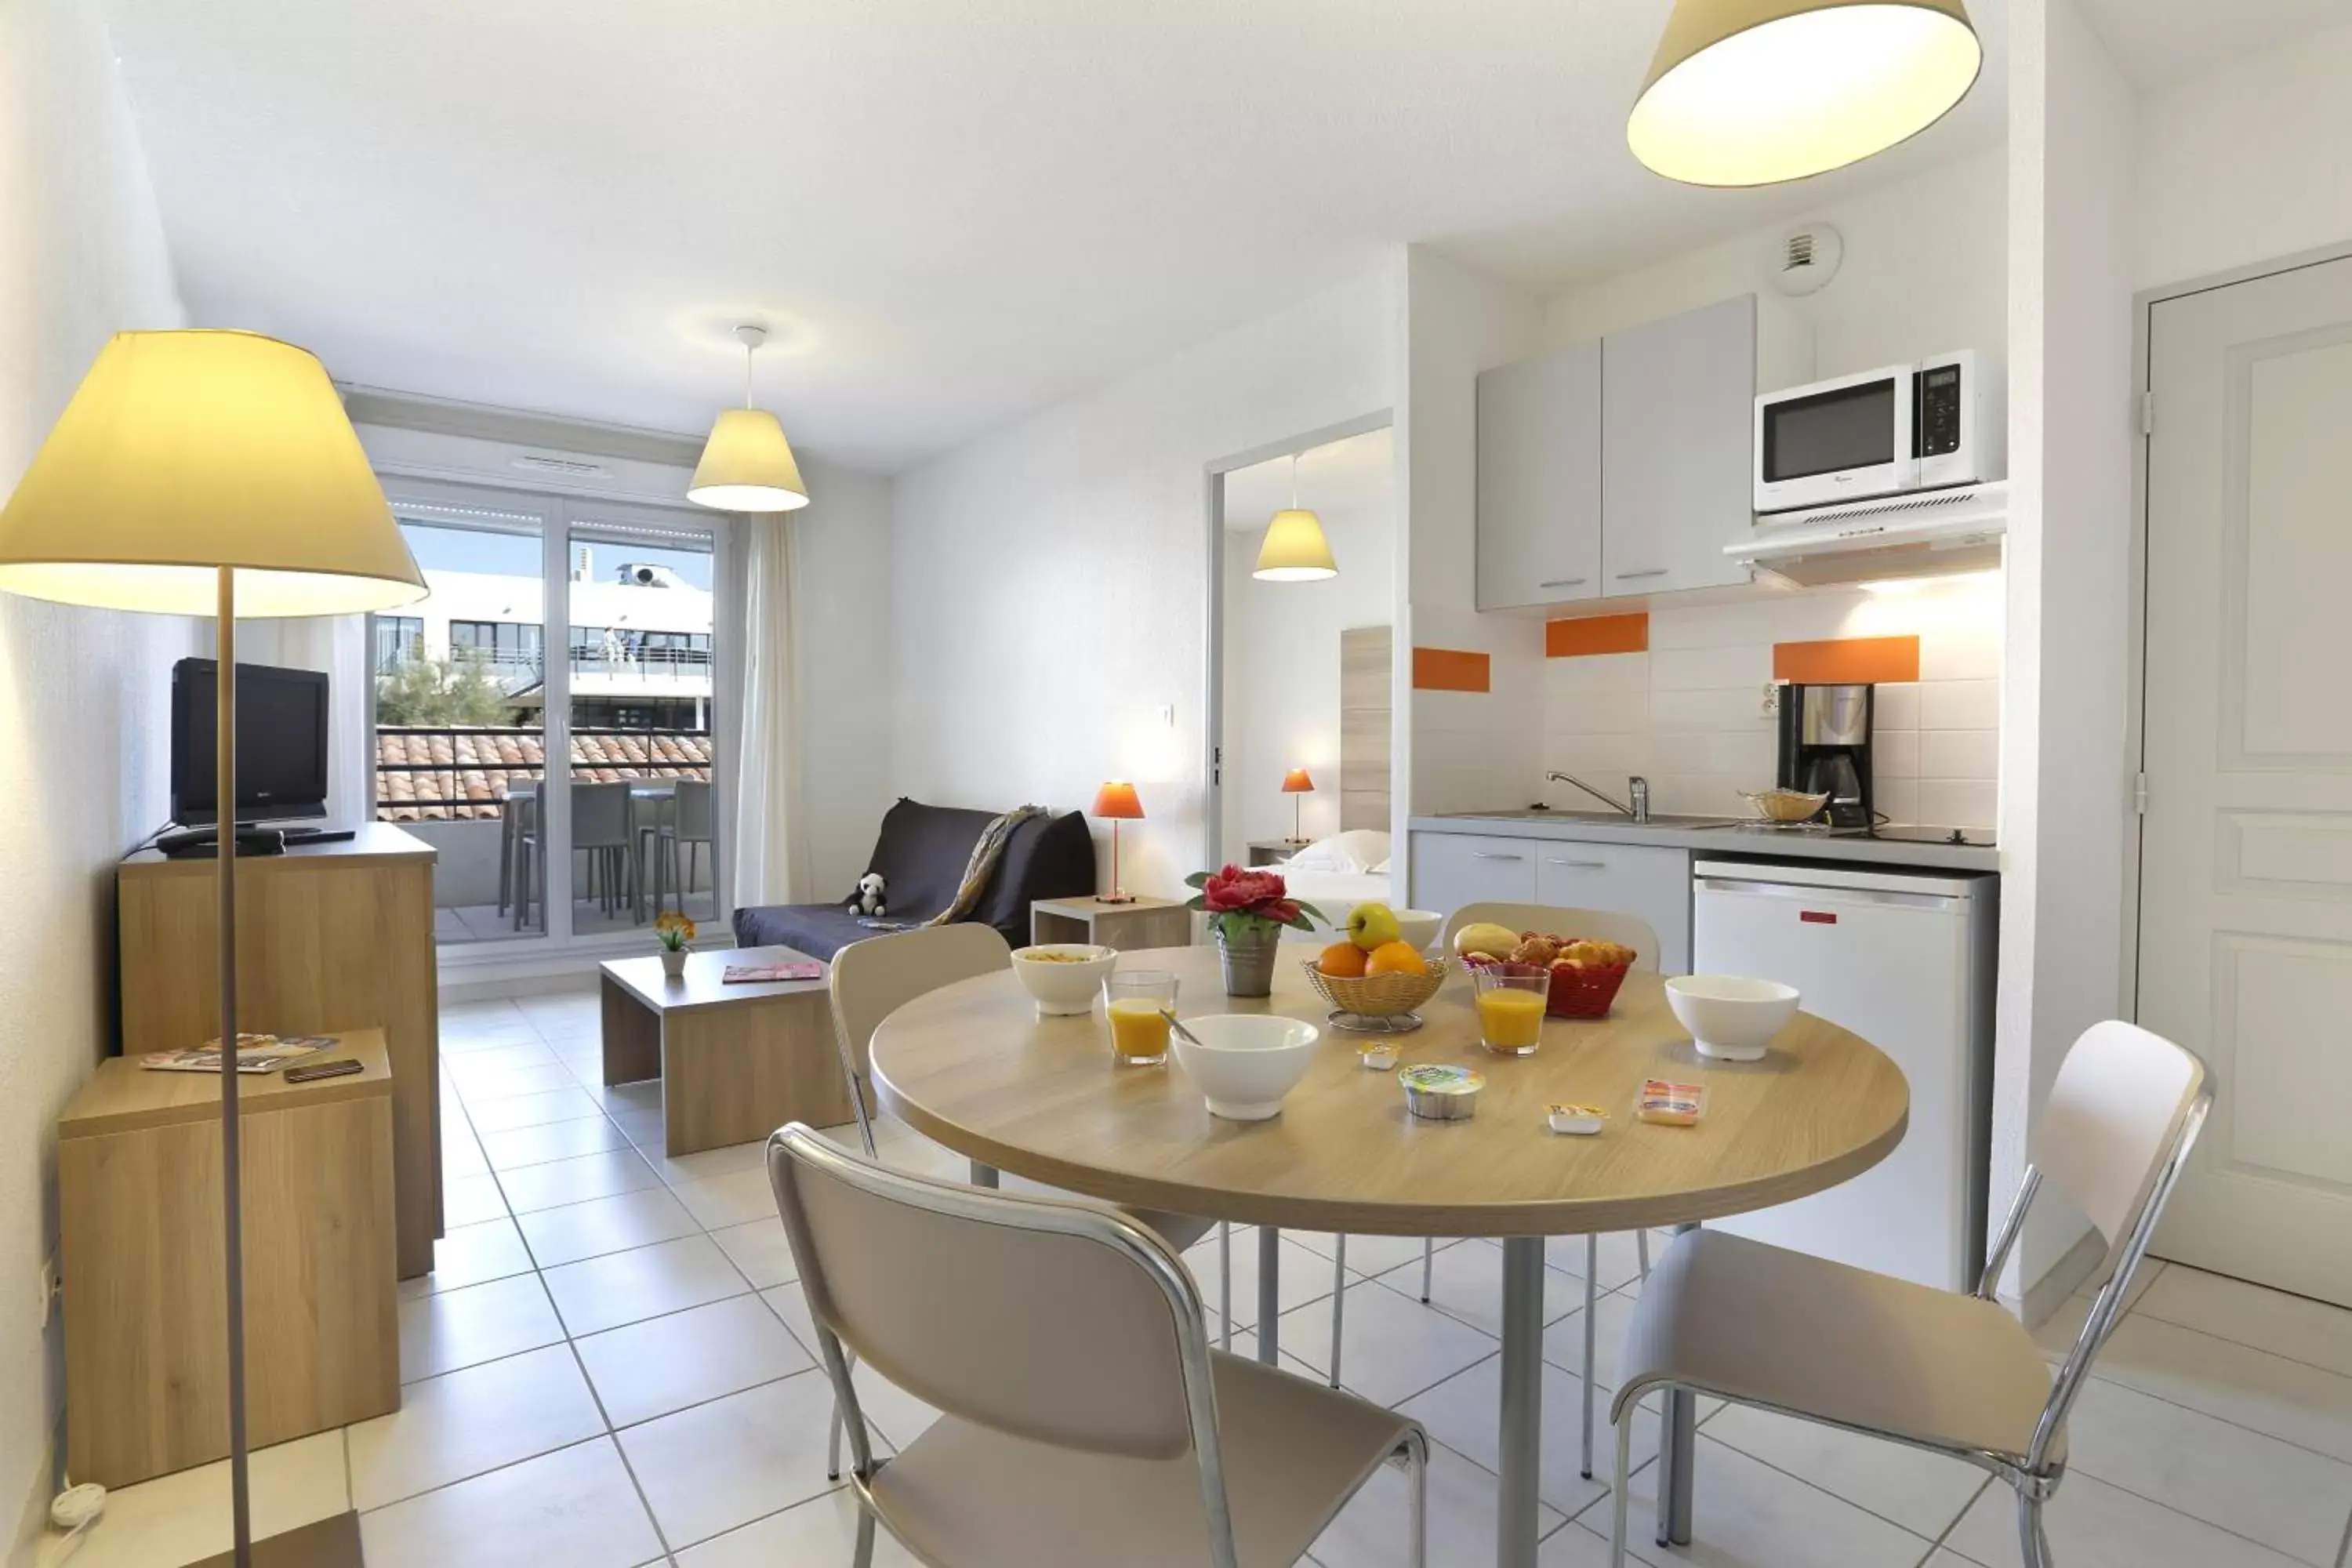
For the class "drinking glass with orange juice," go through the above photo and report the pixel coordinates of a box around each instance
[1105,971,1178,1065]
[1472,964,1550,1056]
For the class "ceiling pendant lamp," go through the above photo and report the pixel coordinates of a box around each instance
[1628,0,1982,188]
[688,324,809,512]
[1253,454,1338,582]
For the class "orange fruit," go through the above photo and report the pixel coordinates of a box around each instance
[1318,942,1370,978]
[1365,941,1428,978]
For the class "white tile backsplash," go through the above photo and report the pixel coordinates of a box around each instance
[1540,576,2003,829]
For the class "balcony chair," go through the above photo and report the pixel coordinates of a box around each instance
[652,778,713,916]
[1607,1020,2212,1568]
[767,1123,1429,1568]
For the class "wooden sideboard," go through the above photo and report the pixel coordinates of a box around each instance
[118,824,440,1278]
[60,1031,399,1486]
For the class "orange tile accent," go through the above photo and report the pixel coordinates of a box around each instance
[1412,647,1491,693]
[1546,613,1650,659]
[1773,634,1921,684]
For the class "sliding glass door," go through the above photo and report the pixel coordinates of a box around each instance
[369,480,729,952]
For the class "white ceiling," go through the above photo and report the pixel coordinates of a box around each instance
[97,1,2033,473]
[2074,0,2348,88]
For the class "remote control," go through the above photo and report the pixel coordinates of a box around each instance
[284,1058,363,1083]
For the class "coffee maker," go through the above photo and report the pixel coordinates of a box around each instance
[1776,682,1875,829]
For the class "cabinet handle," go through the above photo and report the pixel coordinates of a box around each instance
[1544,858,1607,869]
[1538,577,1588,589]
[1613,568,1669,581]
[1472,852,1526,862]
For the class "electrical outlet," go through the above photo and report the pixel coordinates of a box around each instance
[38,1257,57,1327]
[1761,681,1785,717]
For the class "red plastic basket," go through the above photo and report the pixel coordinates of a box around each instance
[1544,961,1632,1019]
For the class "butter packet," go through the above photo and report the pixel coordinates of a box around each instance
[1547,1103,1608,1136]
[1635,1079,1706,1126]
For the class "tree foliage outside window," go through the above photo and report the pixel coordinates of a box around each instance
[375,647,516,727]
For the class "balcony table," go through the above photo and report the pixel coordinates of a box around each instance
[869,949,1907,1568]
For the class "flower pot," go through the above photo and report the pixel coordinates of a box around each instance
[1215,923,1282,997]
[659,947,688,980]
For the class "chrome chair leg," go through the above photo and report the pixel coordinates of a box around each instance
[1421,1236,1435,1302]
[1401,1428,1429,1568]
[1581,1234,1599,1479]
[1608,1392,1636,1566]
[1330,1236,1348,1388]
[826,1399,844,1481]
[2017,1491,2053,1568]
[852,1497,877,1568]
[1637,1228,1650,1279]
[1219,1222,1232,1351]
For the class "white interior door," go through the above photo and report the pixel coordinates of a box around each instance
[2140,252,2352,1307]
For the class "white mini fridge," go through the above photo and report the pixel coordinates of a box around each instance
[1691,858,1998,1293]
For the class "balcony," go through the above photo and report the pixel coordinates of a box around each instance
[376,725,717,942]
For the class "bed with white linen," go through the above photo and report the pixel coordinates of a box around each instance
[1270,829,1391,934]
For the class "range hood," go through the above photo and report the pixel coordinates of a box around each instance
[1728,482,2008,588]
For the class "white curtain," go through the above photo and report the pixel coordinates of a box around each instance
[731,514,806,906]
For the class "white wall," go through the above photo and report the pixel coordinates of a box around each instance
[1218,428,1395,859]
[1399,248,1548,833]
[1993,0,2139,1309]
[0,0,191,1548]
[1544,577,2005,826]
[2136,17,2352,290]
[888,268,1399,900]
[1545,143,2009,384]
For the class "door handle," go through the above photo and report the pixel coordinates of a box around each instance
[1538,577,1588,589]
[1544,858,1607,869]
[1472,852,1526,862]
[1613,568,1669,581]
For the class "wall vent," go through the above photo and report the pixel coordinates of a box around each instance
[510,452,608,477]
[1771,223,1842,297]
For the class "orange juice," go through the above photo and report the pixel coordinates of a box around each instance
[1475,988,1548,1054]
[1107,998,1173,1063]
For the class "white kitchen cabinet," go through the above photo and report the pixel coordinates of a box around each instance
[1408,831,1538,916]
[1476,340,1602,611]
[1599,293,1758,597]
[1533,840,1692,973]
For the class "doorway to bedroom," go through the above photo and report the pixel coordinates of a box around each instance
[1207,421,1396,932]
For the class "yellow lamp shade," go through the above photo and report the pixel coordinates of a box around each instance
[1091,781,1145,820]
[688,407,810,513]
[0,330,426,617]
[1281,768,1315,793]
[1254,508,1338,582]
[1628,0,1981,188]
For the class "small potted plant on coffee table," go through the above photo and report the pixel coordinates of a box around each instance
[654,910,696,980]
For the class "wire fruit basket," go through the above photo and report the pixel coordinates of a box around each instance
[1301,954,1451,1034]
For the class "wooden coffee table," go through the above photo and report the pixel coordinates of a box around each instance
[599,945,854,1155]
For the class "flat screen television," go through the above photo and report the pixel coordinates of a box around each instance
[170,659,331,828]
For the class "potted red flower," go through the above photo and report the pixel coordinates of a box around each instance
[1185,865,1325,996]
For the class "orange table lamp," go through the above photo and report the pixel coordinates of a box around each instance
[1092,781,1143,904]
[1281,768,1315,843]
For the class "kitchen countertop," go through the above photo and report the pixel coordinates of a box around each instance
[1410,812,2001,873]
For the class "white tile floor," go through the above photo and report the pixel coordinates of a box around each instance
[61,985,2352,1568]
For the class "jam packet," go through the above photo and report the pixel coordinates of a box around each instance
[1635,1079,1706,1126]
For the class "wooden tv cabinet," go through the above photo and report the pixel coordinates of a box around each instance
[118,824,441,1278]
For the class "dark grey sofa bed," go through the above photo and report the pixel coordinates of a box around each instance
[731,797,1096,960]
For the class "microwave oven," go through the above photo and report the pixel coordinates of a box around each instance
[1753,351,2002,514]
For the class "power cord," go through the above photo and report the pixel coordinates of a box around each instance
[41,1480,104,1565]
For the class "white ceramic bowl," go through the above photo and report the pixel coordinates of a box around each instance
[1665,975,1800,1062]
[1392,909,1444,953]
[1009,945,1116,1015]
[1171,1014,1323,1120]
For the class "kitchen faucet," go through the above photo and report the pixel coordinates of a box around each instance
[1547,771,1651,824]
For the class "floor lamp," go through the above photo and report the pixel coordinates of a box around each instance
[0,331,426,1566]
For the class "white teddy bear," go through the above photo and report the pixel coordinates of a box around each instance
[847,871,887,918]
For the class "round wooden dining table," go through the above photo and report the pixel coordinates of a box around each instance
[869,946,1907,1568]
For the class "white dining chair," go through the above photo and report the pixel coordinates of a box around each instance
[768,1123,1429,1568]
[1607,1020,2212,1567]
